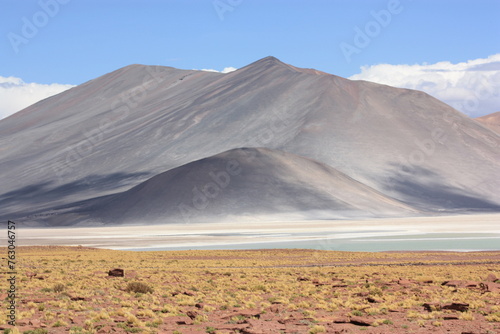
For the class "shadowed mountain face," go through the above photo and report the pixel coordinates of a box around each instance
[0,57,499,225]
[476,111,500,134]
[74,148,416,226]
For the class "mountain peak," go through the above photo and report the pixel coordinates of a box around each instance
[239,56,329,76]
[259,56,284,63]
[245,56,289,68]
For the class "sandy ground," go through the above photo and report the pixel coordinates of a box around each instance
[5,213,500,250]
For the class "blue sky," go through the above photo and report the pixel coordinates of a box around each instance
[1,0,499,118]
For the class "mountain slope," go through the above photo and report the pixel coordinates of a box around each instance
[0,57,499,225]
[476,111,500,134]
[44,148,416,226]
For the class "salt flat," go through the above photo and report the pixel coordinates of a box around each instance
[8,213,500,251]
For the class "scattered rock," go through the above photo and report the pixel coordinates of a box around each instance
[480,282,500,293]
[28,319,42,327]
[195,303,204,309]
[241,328,266,334]
[70,296,87,301]
[186,310,198,320]
[423,302,441,311]
[25,272,37,279]
[108,268,124,277]
[278,318,297,324]
[217,324,250,331]
[312,279,328,286]
[442,280,464,288]
[269,305,280,313]
[443,315,460,320]
[350,316,372,326]
[485,273,497,282]
[297,277,309,281]
[355,291,369,297]
[173,290,196,296]
[366,296,380,303]
[442,303,469,312]
[222,311,261,321]
[167,316,192,325]
[333,316,350,323]
[464,281,480,288]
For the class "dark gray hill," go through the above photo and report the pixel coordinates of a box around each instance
[57,148,417,226]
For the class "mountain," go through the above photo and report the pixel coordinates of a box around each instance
[60,148,416,226]
[476,111,500,134]
[1,57,499,226]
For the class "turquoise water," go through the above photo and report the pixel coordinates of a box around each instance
[126,233,500,252]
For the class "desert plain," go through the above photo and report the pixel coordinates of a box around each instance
[1,214,500,334]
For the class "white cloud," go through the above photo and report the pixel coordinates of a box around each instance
[0,76,75,119]
[200,66,238,74]
[221,67,237,73]
[349,54,500,117]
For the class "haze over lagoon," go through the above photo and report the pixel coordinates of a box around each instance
[8,214,500,252]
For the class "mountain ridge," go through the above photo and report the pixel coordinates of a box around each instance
[1,57,499,225]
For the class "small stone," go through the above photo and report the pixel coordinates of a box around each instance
[485,273,497,282]
[442,302,469,312]
[442,280,464,288]
[269,305,280,313]
[186,310,198,320]
[108,268,124,277]
[333,316,350,323]
[350,316,372,326]
[423,302,441,311]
